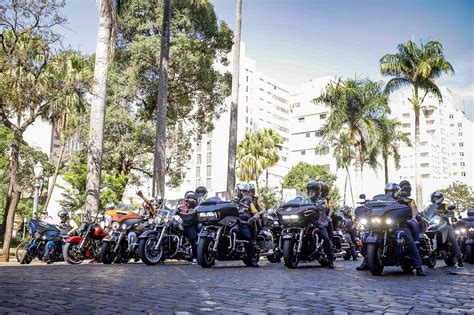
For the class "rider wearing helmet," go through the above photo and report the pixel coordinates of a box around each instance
[58,209,78,235]
[384,182,400,198]
[248,184,267,230]
[195,186,208,204]
[304,181,334,268]
[429,191,463,267]
[178,191,200,264]
[340,205,358,261]
[235,183,259,267]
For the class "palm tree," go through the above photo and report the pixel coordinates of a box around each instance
[314,78,390,196]
[376,118,412,184]
[331,132,354,206]
[236,128,282,190]
[379,40,454,205]
[226,0,243,199]
[153,0,172,197]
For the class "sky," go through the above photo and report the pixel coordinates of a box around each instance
[60,0,474,118]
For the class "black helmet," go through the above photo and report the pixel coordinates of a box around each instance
[340,205,352,215]
[306,181,322,199]
[248,183,256,194]
[58,209,69,221]
[195,186,208,197]
[384,182,400,196]
[399,180,412,197]
[320,182,329,199]
[184,191,198,208]
[431,191,444,204]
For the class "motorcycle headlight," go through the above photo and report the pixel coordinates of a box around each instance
[282,214,298,220]
[371,217,381,225]
[455,230,461,235]
[121,223,128,230]
[111,221,120,230]
[148,218,154,225]
[34,231,41,239]
[385,218,393,225]
[460,228,466,233]
[360,218,368,226]
[41,234,47,241]
[273,221,279,226]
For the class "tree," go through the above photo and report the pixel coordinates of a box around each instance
[282,162,341,205]
[0,1,87,261]
[439,182,474,216]
[236,128,283,190]
[380,40,454,206]
[378,118,411,184]
[226,0,243,199]
[314,78,390,197]
[257,186,282,211]
[331,132,354,206]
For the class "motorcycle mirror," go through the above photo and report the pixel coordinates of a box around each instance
[448,205,456,210]
[359,194,366,200]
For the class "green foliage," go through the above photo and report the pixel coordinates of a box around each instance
[439,182,474,215]
[257,186,282,211]
[282,162,341,204]
[59,158,128,213]
[237,128,283,186]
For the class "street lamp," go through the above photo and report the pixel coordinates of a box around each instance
[33,162,43,219]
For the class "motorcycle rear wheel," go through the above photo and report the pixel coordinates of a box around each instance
[100,242,116,264]
[197,238,215,268]
[283,239,299,269]
[367,243,384,276]
[139,238,164,265]
[466,244,474,264]
[63,243,84,265]
[266,253,281,263]
[19,249,33,265]
[444,256,456,266]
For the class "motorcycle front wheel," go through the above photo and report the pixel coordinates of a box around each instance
[139,238,164,265]
[15,241,27,262]
[100,242,116,264]
[63,242,84,265]
[197,238,215,268]
[283,239,299,269]
[19,248,34,265]
[367,243,384,276]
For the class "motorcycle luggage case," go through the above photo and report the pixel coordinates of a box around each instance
[276,199,318,227]
[196,197,239,218]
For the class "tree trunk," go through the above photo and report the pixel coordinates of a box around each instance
[2,130,21,262]
[265,169,269,188]
[413,87,423,207]
[343,173,348,205]
[153,0,171,198]
[226,0,242,199]
[0,181,12,239]
[384,157,389,185]
[85,0,112,216]
[346,166,355,208]
[353,132,363,199]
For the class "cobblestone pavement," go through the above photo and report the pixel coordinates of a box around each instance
[0,258,473,314]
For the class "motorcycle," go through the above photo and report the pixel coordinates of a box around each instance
[360,194,436,276]
[423,203,458,266]
[20,218,65,264]
[277,198,333,269]
[256,210,282,263]
[138,203,195,265]
[455,208,474,263]
[331,211,352,260]
[63,213,107,264]
[100,209,148,264]
[196,197,262,268]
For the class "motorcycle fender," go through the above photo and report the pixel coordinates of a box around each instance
[198,230,215,238]
[103,235,116,243]
[138,230,159,239]
[65,236,83,244]
[282,233,294,240]
[365,236,379,244]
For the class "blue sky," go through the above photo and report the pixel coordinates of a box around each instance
[60,0,473,117]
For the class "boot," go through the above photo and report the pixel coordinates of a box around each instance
[458,258,464,268]
[352,255,358,261]
[250,258,259,268]
[356,262,369,271]
[328,260,335,269]
[415,267,426,276]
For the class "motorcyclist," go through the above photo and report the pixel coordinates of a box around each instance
[321,183,335,240]
[248,184,267,232]
[384,182,399,198]
[429,191,463,267]
[235,183,259,267]
[304,181,335,269]
[195,186,208,204]
[58,209,78,235]
[340,205,358,261]
[177,191,200,264]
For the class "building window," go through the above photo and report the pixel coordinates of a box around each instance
[458,132,463,137]
[459,142,464,147]
[246,86,248,93]
[422,174,430,179]
[197,141,202,151]
[320,113,327,119]
[196,166,201,177]
[450,124,454,127]
[449,114,454,118]
[196,154,202,165]
[402,123,410,128]
[460,152,464,157]
[206,178,212,188]
[315,130,323,137]
[461,172,466,177]
[402,113,410,118]
[301,150,306,155]
[207,141,212,151]
[246,117,248,124]
[298,117,305,123]
[246,76,248,82]
[458,123,462,127]
[306,132,310,138]
[426,120,435,125]
[461,162,465,167]
[421,163,429,168]
[206,165,212,177]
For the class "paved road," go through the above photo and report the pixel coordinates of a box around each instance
[0,258,473,314]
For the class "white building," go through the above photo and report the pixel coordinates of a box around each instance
[165,43,292,199]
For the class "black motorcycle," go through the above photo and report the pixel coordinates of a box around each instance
[278,198,332,269]
[257,210,282,263]
[455,209,474,264]
[331,211,352,260]
[138,205,194,265]
[196,197,266,268]
[360,194,436,276]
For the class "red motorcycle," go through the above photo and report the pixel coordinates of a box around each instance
[63,219,107,264]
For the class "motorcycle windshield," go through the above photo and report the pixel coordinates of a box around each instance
[424,203,437,220]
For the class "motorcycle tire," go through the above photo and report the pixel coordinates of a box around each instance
[444,256,456,267]
[343,251,352,261]
[139,238,164,266]
[283,239,299,269]
[197,238,215,268]
[63,243,84,265]
[466,244,474,264]
[15,241,27,262]
[100,242,116,264]
[424,253,437,268]
[266,254,281,263]
[367,243,384,276]
[19,249,33,265]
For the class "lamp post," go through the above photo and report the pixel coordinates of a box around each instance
[33,162,43,219]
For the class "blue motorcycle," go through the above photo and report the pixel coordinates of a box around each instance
[20,219,65,264]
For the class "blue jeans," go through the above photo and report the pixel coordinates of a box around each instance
[184,225,198,259]
[400,227,422,268]
[405,220,420,242]
[318,226,334,261]
[238,221,256,260]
